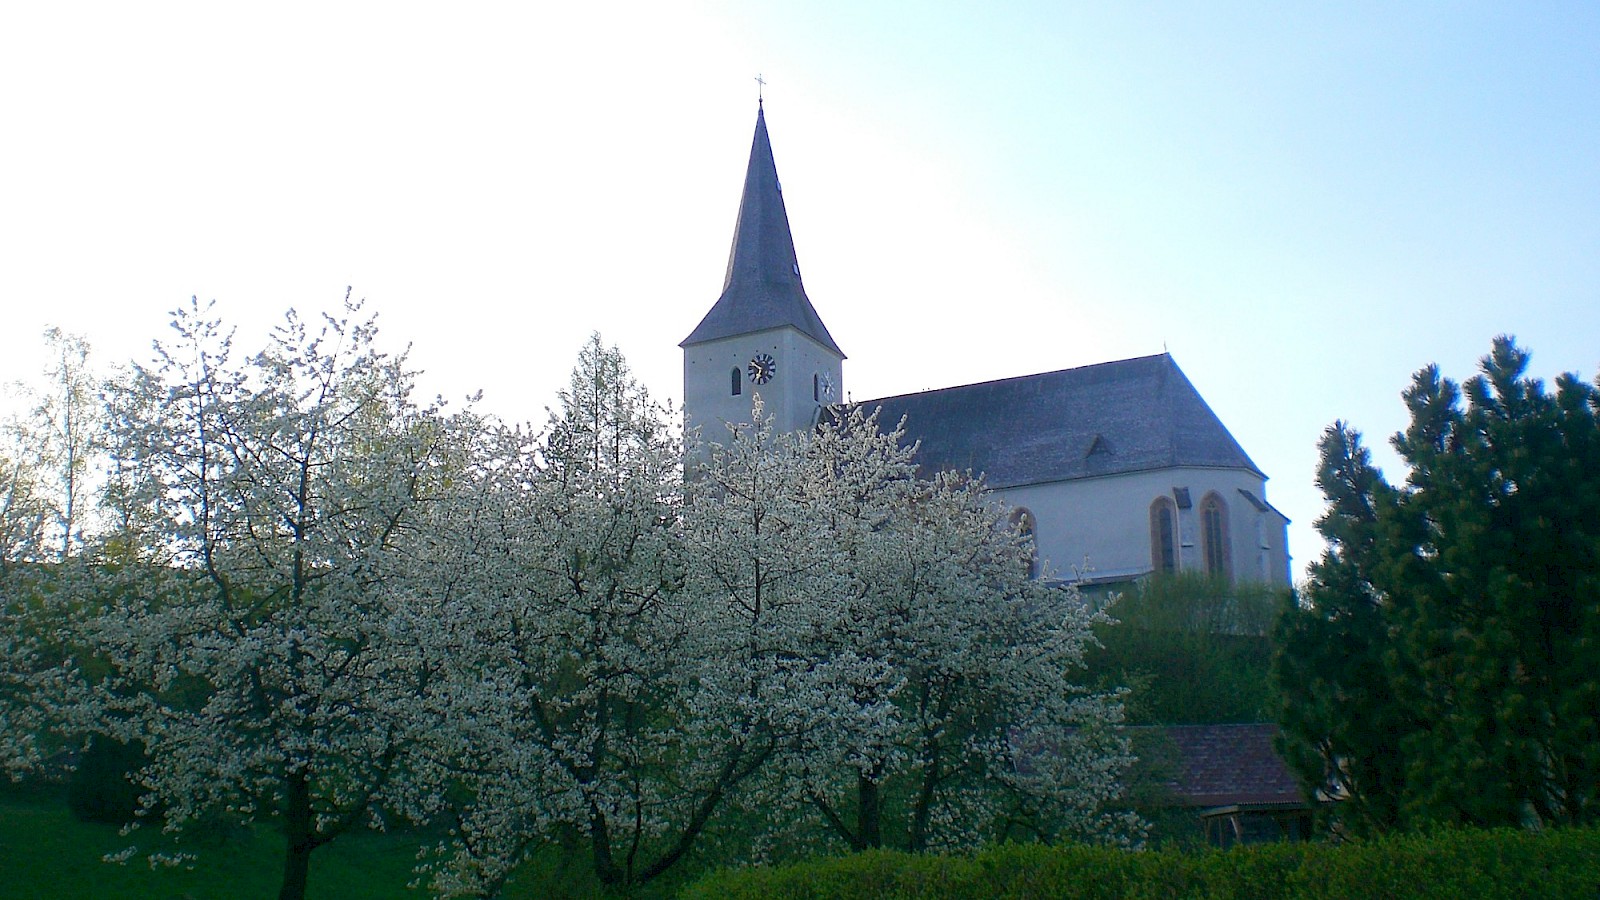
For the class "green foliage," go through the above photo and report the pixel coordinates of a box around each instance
[1088,572,1283,725]
[1084,574,1283,844]
[1110,571,1281,636]
[1277,337,1600,834]
[682,827,1600,900]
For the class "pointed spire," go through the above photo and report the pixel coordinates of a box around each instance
[681,107,844,356]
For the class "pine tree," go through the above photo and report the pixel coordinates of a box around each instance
[1274,423,1414,833]
[1276,337,1600,832]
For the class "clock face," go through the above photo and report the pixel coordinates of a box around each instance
[747,353,776,385]
[819,373,836,400]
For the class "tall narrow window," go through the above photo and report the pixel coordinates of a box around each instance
[731,367,742,396]
[813,373,820,402]
[1010,508,1039,579]
[1150,497,1178,574]
[1201,492,1230,579]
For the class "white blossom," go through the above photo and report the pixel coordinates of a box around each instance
[422,335,767,895]
[83,296,475,900]
[430,351,1137,892]
[689,403,1136,852]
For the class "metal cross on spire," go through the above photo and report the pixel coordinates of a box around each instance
[755,73,766,107]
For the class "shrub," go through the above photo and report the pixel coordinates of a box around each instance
[682,827,1600,900]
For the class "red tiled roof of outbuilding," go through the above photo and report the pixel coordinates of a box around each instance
[1161,723,1304,807]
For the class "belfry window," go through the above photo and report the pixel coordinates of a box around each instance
[1201,492,1231,579]
[731,367,742,396]
[1150,497,1178,574]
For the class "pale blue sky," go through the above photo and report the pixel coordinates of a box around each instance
[3,2,1597,581]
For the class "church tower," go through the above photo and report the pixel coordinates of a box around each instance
[682,105,844,442]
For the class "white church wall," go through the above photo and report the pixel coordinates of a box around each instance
[682,107,1294,595]
[996,466,1289,587]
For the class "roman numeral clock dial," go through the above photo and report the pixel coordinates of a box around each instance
[747,353,776,385]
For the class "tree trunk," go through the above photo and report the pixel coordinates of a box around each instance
[908,735,942,852]
[588,800,623,886]
[588,741,769,888]
[279,770,315,900]
[857,772,882,849]
[908,767,936,852]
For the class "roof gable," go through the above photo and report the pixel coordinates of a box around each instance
[860,354,1261,488]
[682,106,843,357]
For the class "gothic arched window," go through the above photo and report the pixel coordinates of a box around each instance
[731,367,742,396]
[1150,496,1178,575]
[1010,507,1039,579]
[1201,492,1231,579]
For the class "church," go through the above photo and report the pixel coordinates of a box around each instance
[683,106,1291,590]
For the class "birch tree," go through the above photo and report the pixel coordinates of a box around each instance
[35,328,102,559]
[88,296,471,900]
[0,330,105,779]
[0,410,50,575]
[0,389,75,775]
[0,421,53,777]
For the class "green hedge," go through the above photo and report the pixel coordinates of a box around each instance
[681,828,1600,900]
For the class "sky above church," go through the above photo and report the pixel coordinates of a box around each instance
[3,2,1598,583]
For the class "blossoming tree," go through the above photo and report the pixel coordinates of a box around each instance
[690,405,1135,853]
[88,297,474,900]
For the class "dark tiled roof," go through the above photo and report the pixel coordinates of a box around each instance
[1161,724,1304,807]
[682,106,844,357]
[859,354,1260,489]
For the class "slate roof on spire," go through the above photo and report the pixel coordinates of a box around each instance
[859,354,1263,489]
[681,107,844,356]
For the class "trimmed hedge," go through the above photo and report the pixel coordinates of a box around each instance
[681,828,1600,900]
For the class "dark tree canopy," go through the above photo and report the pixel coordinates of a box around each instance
[1086,572,1282,727]
[1276,337,1600,834]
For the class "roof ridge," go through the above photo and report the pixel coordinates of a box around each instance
[858,353,1173,406]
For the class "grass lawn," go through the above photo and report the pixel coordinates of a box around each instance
[0,783,697,899]
[0,784,426,899]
